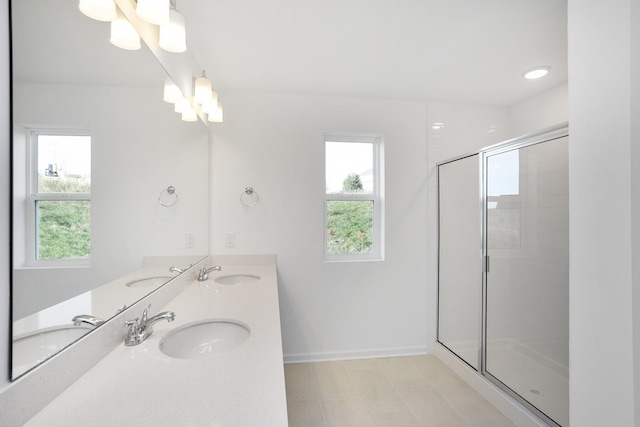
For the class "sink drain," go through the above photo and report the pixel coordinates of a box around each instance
[529,389,543,396]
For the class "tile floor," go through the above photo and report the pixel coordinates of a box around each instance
[284,355,516,427]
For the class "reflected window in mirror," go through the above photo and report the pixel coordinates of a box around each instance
[21,130,91,267]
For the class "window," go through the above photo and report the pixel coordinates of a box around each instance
[27,130,91,265]
[324,134,383,261]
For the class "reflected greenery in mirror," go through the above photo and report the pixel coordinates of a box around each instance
[11,0,209,379]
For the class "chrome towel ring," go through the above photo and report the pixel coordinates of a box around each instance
[159,186,179,207]
[240,186,259,207]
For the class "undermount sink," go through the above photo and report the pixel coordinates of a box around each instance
[13,324,94,377]
[159,319,250,359]
[126,276,172,288]
[214,275,260,285]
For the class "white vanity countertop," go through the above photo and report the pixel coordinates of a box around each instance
[26,262,289,427]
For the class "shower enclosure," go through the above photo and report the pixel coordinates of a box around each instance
[437,125,569,427]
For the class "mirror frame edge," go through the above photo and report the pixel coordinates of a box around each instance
[3,0,12,386]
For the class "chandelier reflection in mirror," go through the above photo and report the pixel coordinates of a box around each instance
[79,0,185,53]
[164,72,224,123]
[78,0,224,123]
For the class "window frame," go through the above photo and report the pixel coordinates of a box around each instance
[323,133,384,262]
[25,128,92,267]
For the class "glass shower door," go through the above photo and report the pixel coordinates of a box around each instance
[485,137,569,426]
[437,154,482,370]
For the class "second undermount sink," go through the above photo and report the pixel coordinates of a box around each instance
[125,276,172,288]
[13,324,94,377]
[159,319,250,359]
[214,275,260,285]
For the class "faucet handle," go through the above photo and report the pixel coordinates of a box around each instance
[125,318,138,329]
[124,318,140,346]
[140,304,151,324]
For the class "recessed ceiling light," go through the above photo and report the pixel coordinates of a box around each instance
[523,66,551,79]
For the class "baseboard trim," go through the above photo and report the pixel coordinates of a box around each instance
[283,345,428,364]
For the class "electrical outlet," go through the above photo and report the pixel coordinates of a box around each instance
[225,232,236,248]
[185,233,196,248]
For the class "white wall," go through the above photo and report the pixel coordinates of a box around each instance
[426,102,510,164]
[12,83,209,317]
[211,92,430,360]
[208,90,567,363]
[569,0,639,425]
[508,83,568,137]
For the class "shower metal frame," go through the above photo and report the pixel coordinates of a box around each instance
[436,122,569,427]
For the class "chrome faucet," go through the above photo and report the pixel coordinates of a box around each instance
[124,305,175,346]
[169,266,185,273]
[72,314,104,327]
[197,265,221,281]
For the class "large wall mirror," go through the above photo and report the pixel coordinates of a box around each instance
[10,0,210,379]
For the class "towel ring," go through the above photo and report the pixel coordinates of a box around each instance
[240,187,259,207]
[159,186,179,207]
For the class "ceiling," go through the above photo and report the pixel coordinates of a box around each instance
[13,0,166,88]
[14,0,567,108]
[179,0,568,107]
